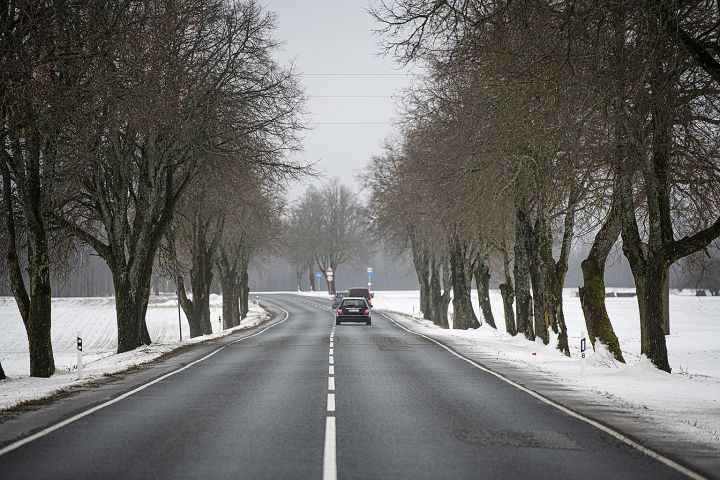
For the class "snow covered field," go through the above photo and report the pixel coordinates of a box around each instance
[367,289,720,445]
[0,294,267,410]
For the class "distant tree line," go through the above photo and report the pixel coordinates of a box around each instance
[0,0,307,378]
[368,0,720,372]
[284,180,369,295]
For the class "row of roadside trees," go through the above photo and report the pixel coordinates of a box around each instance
[285,180,367,295]
[0,0,306,378]
[367,0,720,372]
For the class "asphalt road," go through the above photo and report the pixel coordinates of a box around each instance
[0,294,696,479]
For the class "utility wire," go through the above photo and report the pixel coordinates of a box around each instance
[309,95,395,98]
[309,122,392,125]
[299,73,416,76]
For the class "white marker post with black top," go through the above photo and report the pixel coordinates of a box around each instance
[76,331,83,380]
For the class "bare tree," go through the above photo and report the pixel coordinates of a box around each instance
[58,0,305,353]
[0,0,98,376]
[290,181,367,295]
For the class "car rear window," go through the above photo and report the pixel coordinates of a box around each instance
[341,299,366,308]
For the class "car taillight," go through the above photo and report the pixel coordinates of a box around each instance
[363,308,370,315]
[337,308,343,315]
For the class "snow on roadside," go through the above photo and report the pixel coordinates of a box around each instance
[367,289,720,446]
[0,294,268,411]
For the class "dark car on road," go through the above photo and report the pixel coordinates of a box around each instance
[335,297,371,325]
[348,287,373,308]
[331,291,348,309]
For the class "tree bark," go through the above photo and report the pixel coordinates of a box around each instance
[513,207,534,340]
[239,265,250,319]
[220,276,239,329]
[499,241,517,336]
[1,161,55,377]
[449,233,480,329]
[439,260,452,329]
[530,212,549,345]
[619,171,672,372]
[428,256,443,325]
[410,237,431,319]
[579,190,625,363]
[474,259,496,329]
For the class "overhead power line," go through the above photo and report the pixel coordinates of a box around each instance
[300,73,415,76]
[309,95,395,98]
[308,121,393,125]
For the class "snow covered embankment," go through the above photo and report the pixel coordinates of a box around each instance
[0,294,268,411]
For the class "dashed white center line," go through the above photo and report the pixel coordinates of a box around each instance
[323,417,337,480]
[324,324,337,480]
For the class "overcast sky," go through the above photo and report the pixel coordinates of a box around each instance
[267,0,417,198]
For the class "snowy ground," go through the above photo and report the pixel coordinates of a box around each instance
[0,294,268,411]
[307,288,720,445]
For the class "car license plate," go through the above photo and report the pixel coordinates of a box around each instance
[348,308,359,313]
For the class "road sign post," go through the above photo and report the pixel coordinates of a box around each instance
[580,330,587,376]
[366,267,373,289]
[76,331,83,380]
[326,267,334,293]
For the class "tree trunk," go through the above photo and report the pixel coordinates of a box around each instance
[410,238,431,319]
[308,270,316,291]
[499,246,517,336]
[0,361,5,380]
[25,236,55,377]
[530,213,550,345]
[113,274,148,353]
[619,172,672,372]
[239,266,250,319]
[474,260,496,328]
[580,259,625,362]
[221,276,239,329]
[428,256,444,326]
[578,189,625,362]
[439,260,452,329]
[513,207,534,340]
[295,267,302,291]
[2,157,55,377]
[633,261,671,372]
[449,234,480,329]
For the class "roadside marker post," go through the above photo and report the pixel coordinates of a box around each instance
[76,331,83,380]
[580,331,587,376]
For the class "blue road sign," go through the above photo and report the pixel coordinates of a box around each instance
[315,272,322,279]
[366,267,373,276]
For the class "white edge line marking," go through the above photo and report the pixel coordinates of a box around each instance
[380,311,708,480]
[0,301,291,458]
[323,416,337,480]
